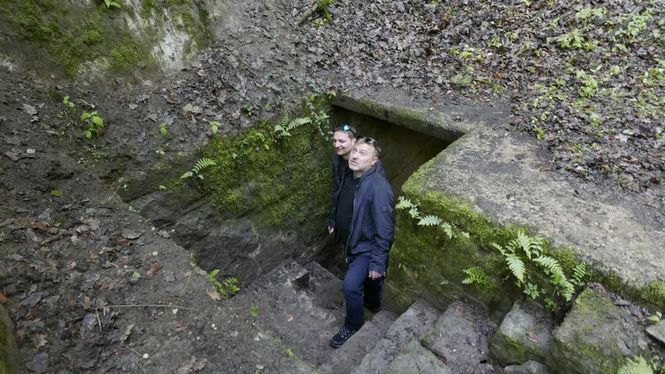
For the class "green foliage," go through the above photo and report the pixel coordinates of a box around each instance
[397,196,460,239]
[50,189,63,197]
[493,232,585,304]
[462,267,494,288]
[159,122,168,137]
[102,0,122,9]
[80,111,104,139]
[647,311,662,324]
[181,157,216,180]
[576,70,598,98]
[249,304,259,317]
[556,29,584,49]
[617,356,654,374]
[315,0,335,24]
[274,115,312,139]
[62,95,75,109]
[207,269,240,299]
[210,121,220,135]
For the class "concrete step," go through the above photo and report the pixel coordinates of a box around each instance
[319,309,398,374]
[420,300,500,373]
[225,260,346,368]
[351,298,440,374]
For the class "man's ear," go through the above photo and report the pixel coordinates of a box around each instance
[370,157,377,166]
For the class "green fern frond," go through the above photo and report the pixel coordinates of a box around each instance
[287,117,312,131]
[462,267,493,288]
[571,263,587,286]
[418,215,443,227]
[395,196,415,210]
[617,356,653,374]
[533,256,565,281]
[193,157,216,175]
[512,232,543,259]
[408,207,420,219]
[439,222,454,239]
[492,243,507,256]
[506,254,526,284]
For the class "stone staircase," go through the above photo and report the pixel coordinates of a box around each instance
[211,259,505,373]
[211,260,662,374]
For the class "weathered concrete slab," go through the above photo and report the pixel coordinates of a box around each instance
[490,300,553,365]
[387,340,451,374]
[421,300,497,373]
[646,320,665,346]
[337,88,665,304]
[319,310,396,374]
[549,288,650,374]
[352,298,440,373]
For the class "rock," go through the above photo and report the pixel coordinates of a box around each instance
[387,340,451,374]
[490,299,553,365]
[121,229,144,240]
[420,301,497,373]
[504,360,550,374]
[646,320,665,346]
[352,298,440,374]
[549,288,650,374]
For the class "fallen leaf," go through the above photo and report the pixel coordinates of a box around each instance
[207,288,221,301]
[0,291,6,304]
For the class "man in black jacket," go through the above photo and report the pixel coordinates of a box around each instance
[329,123,357,235]
[330,136,395,348]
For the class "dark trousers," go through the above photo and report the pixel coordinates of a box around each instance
[342,253,384,330]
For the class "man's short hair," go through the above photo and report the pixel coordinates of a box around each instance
[334,123,357,139]
[356,136,381,158]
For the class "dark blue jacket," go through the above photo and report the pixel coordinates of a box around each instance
[330,153,348,228]
[342,162,395,275]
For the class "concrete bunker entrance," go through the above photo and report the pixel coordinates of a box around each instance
[316,104,460,276]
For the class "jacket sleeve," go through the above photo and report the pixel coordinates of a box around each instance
[329,156,338,229]
[369,183,395,274]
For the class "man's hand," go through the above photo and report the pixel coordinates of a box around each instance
[368,271,382,280]
[328,226,335,234]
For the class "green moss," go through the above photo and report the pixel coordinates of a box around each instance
[83,24,104,45]
[109,38,149,71]
[642,281,665,309]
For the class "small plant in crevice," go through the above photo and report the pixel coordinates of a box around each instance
[159,122,168,137]
[210,120,220,135]
[274,115,312,139]
[617,355,663,374]
[80,111,104,139]
[492,231,586,306]
[102,0,122,9]
[181,157,216,180]
[207,269,240,299]
[647,311,662,324]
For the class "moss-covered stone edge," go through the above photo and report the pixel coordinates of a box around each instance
[385,157,665,314]
[121,94,335,236]
[0,0,211,79]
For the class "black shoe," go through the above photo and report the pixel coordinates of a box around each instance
[364,303,382,314]
[330,327,357,348]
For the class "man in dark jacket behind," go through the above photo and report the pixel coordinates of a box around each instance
[329,123,357,235]
[330,136,395,348]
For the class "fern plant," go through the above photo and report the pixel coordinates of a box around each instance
[617,356,654,374]
[207,269,240,299]
[181,157,217,180]
[274,115,312,139]
[396,196,460,239]
[462,267,494,288]
[493,232,585,304]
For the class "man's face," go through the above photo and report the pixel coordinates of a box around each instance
[333,131,355,159]
[349,143,377,175]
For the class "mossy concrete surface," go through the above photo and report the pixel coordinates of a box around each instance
[490,300,553,365]
[0,0,223,79]
[0,305,20,374]
[549,288,650,374]
[337,87,665,311]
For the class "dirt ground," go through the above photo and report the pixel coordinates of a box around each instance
[1,0,664,372]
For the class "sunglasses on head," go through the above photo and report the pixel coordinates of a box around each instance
[357,136,381,156]
[334,123,357,136]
